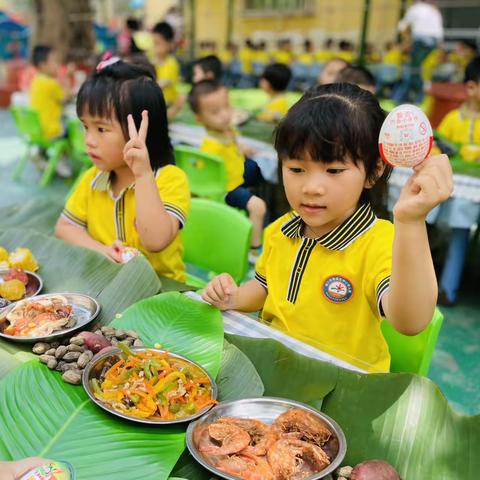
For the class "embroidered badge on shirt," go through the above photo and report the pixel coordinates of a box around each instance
[323,275,353,303]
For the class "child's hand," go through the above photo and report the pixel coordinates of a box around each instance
[123,110,152,179]
[101,240,124,263]
[393,154,453,224]
[202,273,239,310]
[0,457,51,480]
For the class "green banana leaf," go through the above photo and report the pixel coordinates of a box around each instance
[111,292,224,378]
[0,294,265,480]
[0,362,186,479]
[0,197,63,234]
[225,334,480,480]
[0,228,161,359]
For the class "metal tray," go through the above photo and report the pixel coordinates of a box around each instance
[0,292,100,343]
[0,269,43,303]
[186,397,347,480]
[83,347,218,425]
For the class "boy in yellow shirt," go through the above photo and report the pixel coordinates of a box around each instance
[152,22,183,119]
[257,63,292,123]
[203,83,453,373]
[435,56,480,306]
[29,45,66,140]
[188,80,267,260]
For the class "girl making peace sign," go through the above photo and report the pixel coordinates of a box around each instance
[55,59,190,282]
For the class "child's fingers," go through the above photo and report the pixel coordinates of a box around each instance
[127,114,138,140]
[210,279,228,302]
[203,285,223,305]
[219,274,235,295]
[138,110,149,143]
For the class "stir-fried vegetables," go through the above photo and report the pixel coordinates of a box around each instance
[91,345,216,420]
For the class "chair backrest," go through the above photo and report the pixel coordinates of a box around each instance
[174,145,228,202]
[67,118,87,154]
[381,307,444,376]
[10,105,44,143]
[182,198,252,284]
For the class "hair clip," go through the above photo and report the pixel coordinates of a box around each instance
[96,55,121,72]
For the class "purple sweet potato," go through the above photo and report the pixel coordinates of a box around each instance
[78,331,111,354]
[351,460,400,480]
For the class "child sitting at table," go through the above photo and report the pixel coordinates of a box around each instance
[29,45,73,176]
[203,82,453,373]
[192,54,223,83]
[55,59,190,282]
[335,65,376,94]
[435,55,480,306]
[152,21,183,120]
[187,80,267,262]
[257,63,292,123]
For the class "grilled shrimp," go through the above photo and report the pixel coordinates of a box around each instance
[216,452,274,480]
[267,438,330,479]
[218,417,277,456]
[272,408,332,446]
[199,422,251,455]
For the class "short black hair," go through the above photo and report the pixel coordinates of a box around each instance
[126,17,141,31]
[274,83,391,210]
[261,63,292,92]
[465,55,480,83]
[187,79,224,114]
[458,38,477,53]
[193,55,223,82]
[152,21,175,42]
[336,65,375,88]
[77,60,174,170]
[32,45,53,67]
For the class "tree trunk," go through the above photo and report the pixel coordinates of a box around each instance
[32,0,95,62]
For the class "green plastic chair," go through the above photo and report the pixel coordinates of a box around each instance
[182,198,252,288]
[67,118,92,184]
[10,105,69,187]
[381,307,444,376]
[174,144,228,203]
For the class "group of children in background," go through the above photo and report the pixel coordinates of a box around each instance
[19,15,480,373]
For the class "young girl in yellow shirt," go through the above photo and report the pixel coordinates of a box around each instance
[55,59,190,281]
[204,83,453,372]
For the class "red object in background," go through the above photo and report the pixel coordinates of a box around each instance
[427,82,468,128]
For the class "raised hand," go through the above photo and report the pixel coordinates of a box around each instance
[393,154,453,224]
[123,110,152,179]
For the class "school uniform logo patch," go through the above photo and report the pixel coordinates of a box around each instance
[323,276,353,303]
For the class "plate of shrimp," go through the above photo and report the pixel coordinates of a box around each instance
[186,397,346,480]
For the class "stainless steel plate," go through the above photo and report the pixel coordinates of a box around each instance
[0,292,100,343]
[0,269,43,302]
[186,397,347,480]
[83,347,218,425]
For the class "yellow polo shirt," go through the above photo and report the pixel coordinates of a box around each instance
[200,130,245,192]
[257,95,289,123]
[30,73,65,139]
[437,107,480,145]
[62,165,190,282]
[255,203,394,373]
[155,55,180,105]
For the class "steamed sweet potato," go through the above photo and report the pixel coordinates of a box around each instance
[351,460,400,480]
[78,331,111,353]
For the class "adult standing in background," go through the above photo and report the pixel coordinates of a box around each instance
[394,0,443,103]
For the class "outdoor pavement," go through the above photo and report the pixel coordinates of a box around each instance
[0,109,478,415]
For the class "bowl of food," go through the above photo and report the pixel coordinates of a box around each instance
[0,268,43,308]
[83,346,218,425]
[0,293,100,343]
[186,397,346,480]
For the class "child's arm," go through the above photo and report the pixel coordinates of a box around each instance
[123,110,179,252]
[202,274,267,312]
[55,217,123,262]
[382,154,453,335]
